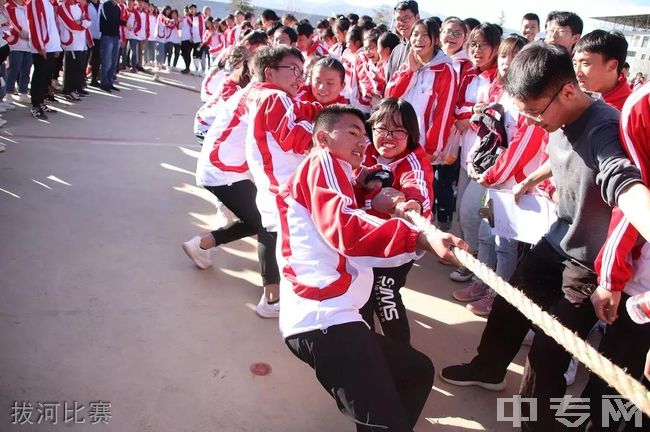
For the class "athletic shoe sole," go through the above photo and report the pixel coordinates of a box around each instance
[439,371,507,391]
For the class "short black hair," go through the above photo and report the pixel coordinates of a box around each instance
[378,31,400,51]
[359,20,376,32]
[313,104,366,134]
[347,13,359,23]
[261,9,279,22]
[244,12,253,20]
[243,30,269,48]
[364,28,382,45]
[252,45,304,82]
[266,22,283,37]
[463,17,480,32]
[412,18,440,46]
[574,30,628,73]
[503,42,577,101]
[522,13,540,26]
[296,21,314,38]
[394,0,418,16]
[313,57,346,83]
[283,13,297,23]
[347,26,363,46]
[546,11,583,35]
[369,98,420,151]
[623,62,630,69]
[316,19,330,30]
[235,10,245,16]
[334,18,351,34]
[275,26,298,43]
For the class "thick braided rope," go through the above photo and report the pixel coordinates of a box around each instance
[407,211,650,417]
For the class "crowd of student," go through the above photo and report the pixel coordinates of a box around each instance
[178,2,650,430]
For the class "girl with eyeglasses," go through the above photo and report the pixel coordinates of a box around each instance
[453,35,548,317]
[451,22,500,284]
[357,98,434,345]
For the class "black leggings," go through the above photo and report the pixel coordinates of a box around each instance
[204,180,280,285]
[30,52,56,108]
[286,321,434,431]
[63,50,85,94]
[360,261,414,345]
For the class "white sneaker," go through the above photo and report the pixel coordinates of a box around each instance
[182,236,212,269]
[255,295,280,318]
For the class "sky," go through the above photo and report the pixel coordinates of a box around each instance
[246,0,650,33]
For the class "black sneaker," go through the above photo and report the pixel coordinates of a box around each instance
[440,362,506,391]
[40,104,56,113]
[63,93,80,101]
[31,107,48,120]
[89,80,100,88]
[77,89,90,96]
[100,85,112,93]
[110,86,120,92]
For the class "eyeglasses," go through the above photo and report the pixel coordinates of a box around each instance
[276,64,304,79]
[520,83,569,123]
[373,127,408,140]
[546,27,571,37]
[469,42,490,51]
[442,29,464,38]
[395,15,415,24]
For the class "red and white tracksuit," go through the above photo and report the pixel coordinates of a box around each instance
[199,62,226,102]
[358,145,434,220]
[479,84,548,190]
[196,83,252,187]
[349,50,385,114]
[456,64,498,169]
[295,83,348,106]
[596,81,650,295]
[26,0,61,53]
[386,50,458,156]
[302,39,329,58]
[603,73,632,111]
[57,0,90,52]
[126,7,148,41]
[244,82,322,232]
[277,148,423,338]
[195,75,236,134]
[5,0,31,52]
[204,30,224,57]
[189,13,203,44]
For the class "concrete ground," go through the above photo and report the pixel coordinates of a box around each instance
[0,68,588,432]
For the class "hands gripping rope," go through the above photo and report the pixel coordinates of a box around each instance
[405,210,650,417]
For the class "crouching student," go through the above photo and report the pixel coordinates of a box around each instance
[295,56,348,106]
[358,98,433,345]
[278,104,468,431]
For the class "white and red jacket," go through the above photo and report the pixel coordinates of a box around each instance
[595,81,650,295]
[448,49,472,86]
[244,82,322,232]
[386,50,458,156]
[200,65,226,102]
[302,39,328,58]
[339,47,356,99]
[188,13,203,43]
[26,0,61,53]
[349,50,385,114]
[5,0,30,51]
[166,17,179,44]
[57,0,90,51]
[154,13,171,42]
[603,73,632,111]
[358,145,434,219]
[277,148,422,338]
[126,6,148,40]
[196,83,252,187]
[146,11,155,41]
[456,63,498,169]
[204,29,224,56]
[224,24,236,47]
[295,83,348,106]
[195,75,236,134]
[118,2,127,44]
[479,84,548,190]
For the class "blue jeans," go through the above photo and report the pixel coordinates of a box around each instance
[6,50,32,94]
[433,163,458,224]
[156,42,166,64]
[458,177,485,253]
[474,219,519,284]
[100,35,119,87]
[128,39,141,68]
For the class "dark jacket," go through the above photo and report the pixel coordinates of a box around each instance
[99,0,125,38]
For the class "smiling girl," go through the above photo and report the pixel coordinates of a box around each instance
[358,98,434,344]
[385,18,457,162]
[296,56,348,106]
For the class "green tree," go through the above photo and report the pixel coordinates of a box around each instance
[230,0,254,14]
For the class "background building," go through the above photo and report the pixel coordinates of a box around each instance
[593,12,650,77]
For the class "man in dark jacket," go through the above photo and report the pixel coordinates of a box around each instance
[385,0,418,82]
[99,0,128,92]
